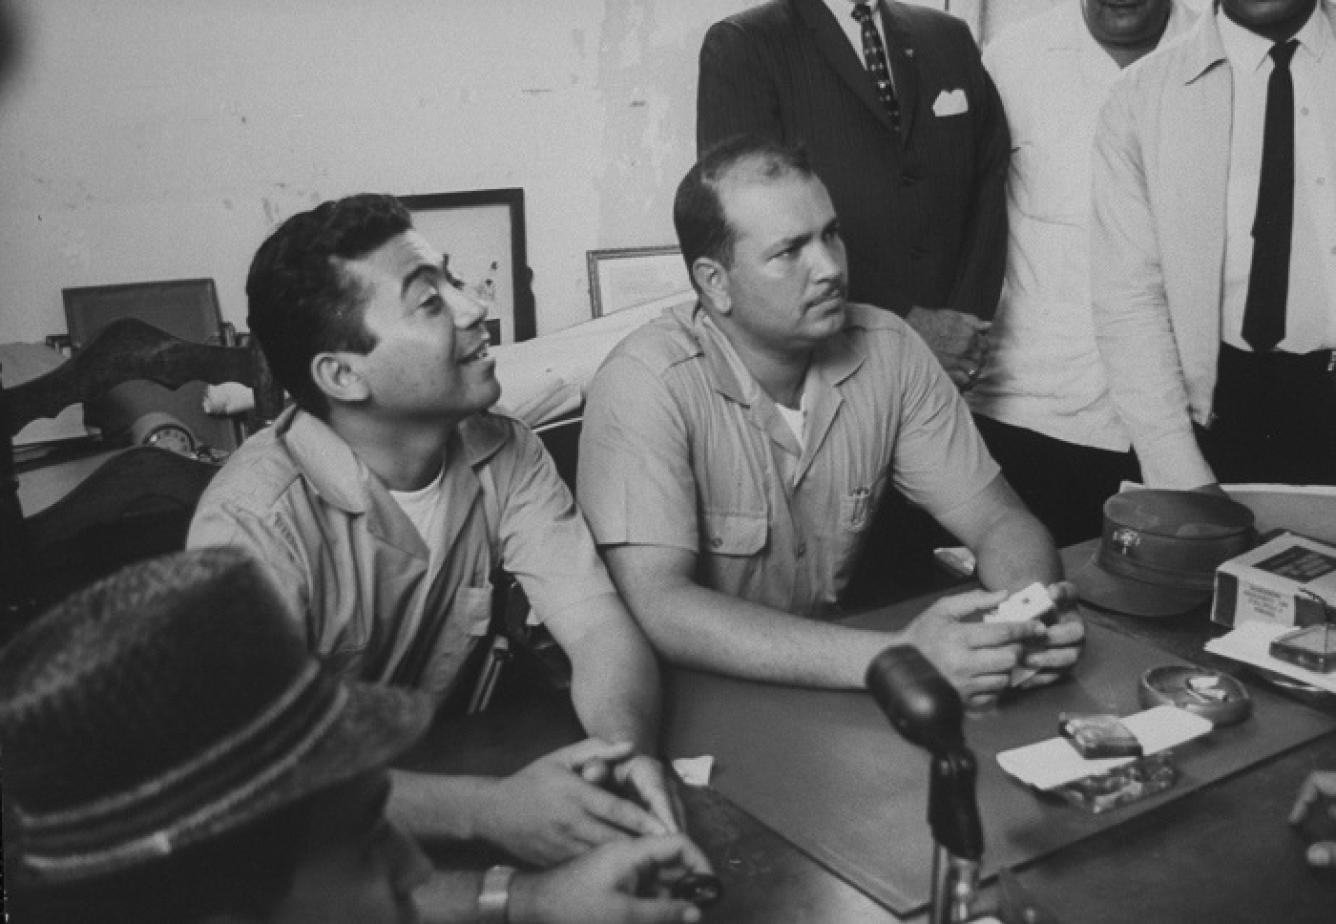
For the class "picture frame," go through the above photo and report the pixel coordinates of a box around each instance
[399,189,535,343]
[586,245,687,318]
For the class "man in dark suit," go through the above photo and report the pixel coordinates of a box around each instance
[697,0,1009,390]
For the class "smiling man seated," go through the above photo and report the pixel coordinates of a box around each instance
[188,194,680,867]
[0,549,712,924]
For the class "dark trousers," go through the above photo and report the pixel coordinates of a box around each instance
[1197,344,1336,486]
[973,414,1140,548]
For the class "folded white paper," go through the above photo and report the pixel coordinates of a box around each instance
[672,755,714,787]
[996,706,1213,791]
[1205,621,1336,695]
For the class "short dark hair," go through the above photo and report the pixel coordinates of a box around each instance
[246,193,413,418]
[7,795,311,924]
[672,135,817,290]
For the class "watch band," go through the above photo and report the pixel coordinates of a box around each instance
[478,864,516,924]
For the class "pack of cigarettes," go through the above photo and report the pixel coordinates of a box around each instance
[1211,531,1336,629]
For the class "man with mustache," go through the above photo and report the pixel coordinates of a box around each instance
[578,137,1083,706]
[190,193,684,873]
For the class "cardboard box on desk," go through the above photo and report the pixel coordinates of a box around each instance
[1212,531,1336,628]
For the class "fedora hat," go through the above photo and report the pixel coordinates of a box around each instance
[1073,489,1256,617]
[0,547,432,885]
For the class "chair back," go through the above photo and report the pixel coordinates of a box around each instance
[0,317,284,642]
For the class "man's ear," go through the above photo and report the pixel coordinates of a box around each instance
[693,257,731,314]
[311,352,370,405]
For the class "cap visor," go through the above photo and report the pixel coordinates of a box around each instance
[1072,553,1211,618]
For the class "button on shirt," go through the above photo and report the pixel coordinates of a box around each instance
[969,1,1193,451]
[1218,6,1336,354]
[578,301,997,619]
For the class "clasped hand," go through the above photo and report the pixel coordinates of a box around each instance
[903,581,1084,710]
[905,306,991,391]
[477,739,683,867]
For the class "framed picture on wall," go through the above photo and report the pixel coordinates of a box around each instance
[586,245,686,318]
[398,189,535,343]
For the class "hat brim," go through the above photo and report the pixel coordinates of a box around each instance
[174,679,435,855]
[23,679,438,883]
[1072,551,1212,618]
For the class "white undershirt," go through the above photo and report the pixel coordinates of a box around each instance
[389,465,449,577]
[1218,6,1336,353]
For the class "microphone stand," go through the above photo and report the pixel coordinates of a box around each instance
[867,645,984,924]
[929,749,982,924]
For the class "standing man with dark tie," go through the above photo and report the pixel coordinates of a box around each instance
[1093,0,1336,489]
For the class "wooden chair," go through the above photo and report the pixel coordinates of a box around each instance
[0,317,284,643]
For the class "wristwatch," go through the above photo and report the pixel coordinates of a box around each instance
[478,864,516,924]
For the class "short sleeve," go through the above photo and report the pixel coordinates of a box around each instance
[889,328,999,516]
[578,352,700,553]
[489,423,618,625]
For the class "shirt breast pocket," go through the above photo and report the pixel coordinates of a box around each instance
[701,509,768,557]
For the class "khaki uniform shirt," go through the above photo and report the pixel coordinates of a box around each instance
[189,406,616,702]
[578,301,997,618]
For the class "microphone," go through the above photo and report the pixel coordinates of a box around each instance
[866,645,983,863]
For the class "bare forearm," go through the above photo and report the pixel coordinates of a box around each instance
[387,767,493,843]
[564,624,662,755]
[417,869,486,924]
[972,512,1063,592]
[623,576,890,689]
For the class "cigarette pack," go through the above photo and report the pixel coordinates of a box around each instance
[1211,531,1336,629]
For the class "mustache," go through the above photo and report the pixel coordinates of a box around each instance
[808,281,847,305]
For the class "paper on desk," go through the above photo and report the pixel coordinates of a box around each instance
[996,706,1213,791]
[672,755,714,787]
[1205,621,1336,694]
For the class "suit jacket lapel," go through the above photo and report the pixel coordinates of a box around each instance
[878,0,918,142]
[792,0,897,132]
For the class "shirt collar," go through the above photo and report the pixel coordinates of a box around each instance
[1217,1,1328,75]
[688,301,865,406]
[280,405,509,515]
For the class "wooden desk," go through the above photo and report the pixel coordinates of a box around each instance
[403,544,1336,923]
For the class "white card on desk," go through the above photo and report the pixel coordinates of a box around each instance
[996,706,1213,791]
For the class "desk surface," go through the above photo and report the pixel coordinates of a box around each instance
[408,543,1336,924]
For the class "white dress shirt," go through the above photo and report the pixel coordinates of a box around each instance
[1218,6,1336,354]
[970,1,1192,451]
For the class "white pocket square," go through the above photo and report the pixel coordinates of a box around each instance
[932,88,968,117]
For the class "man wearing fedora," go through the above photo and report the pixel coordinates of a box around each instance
[189,194,678,867]
[0,549,713,923]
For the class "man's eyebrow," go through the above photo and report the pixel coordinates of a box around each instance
[770,230,811,253]
[400,263,444,299]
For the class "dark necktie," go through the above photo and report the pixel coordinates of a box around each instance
[1241,40,1298,353]
[851,2,901,131]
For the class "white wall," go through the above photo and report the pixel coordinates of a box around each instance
[0,0,975,344]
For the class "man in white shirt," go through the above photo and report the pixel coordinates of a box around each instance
[1092,0,1336,489]
[970,0,1194,545]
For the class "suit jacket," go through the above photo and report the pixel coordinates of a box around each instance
[1091,1,1336,489]
[697,0,1009,318]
